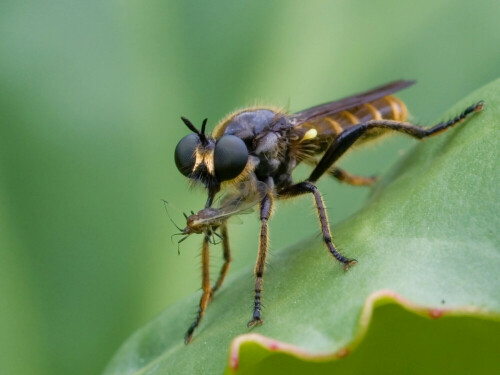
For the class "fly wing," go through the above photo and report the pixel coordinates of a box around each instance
[191,198,257,227]
[288,80,415,126]
[214,193,259,220]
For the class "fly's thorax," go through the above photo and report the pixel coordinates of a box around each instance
[213,108,291,181]
[212,107,285,140]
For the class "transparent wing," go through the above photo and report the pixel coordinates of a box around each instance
[191,180,264,227]
[288,80,415,126]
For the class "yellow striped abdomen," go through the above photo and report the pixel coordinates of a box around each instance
[297,95,408,145]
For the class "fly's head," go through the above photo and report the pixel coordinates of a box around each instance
[174,117,249,202]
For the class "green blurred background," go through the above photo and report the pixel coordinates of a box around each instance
[1,1,499,374]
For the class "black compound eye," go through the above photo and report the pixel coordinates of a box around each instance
[174,134,200,176]
[214,135,248,181]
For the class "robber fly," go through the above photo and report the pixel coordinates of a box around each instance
[173,80,484,343]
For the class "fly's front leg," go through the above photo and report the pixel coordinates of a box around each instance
[248,193,273,327]
[211,223,232,296]
[309,101,484,182]
[279,182,356,270]
[185,234,212,344]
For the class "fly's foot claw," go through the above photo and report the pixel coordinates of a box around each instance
[361,175,378,186]
[184,327,195,344]
[247,317,264,328]
[343,259,357,271]
[474,100,485,112]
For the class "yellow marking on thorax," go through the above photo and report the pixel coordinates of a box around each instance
[325,117,343,134]
[341,110,360,124]
[364,102,383,120]
[301,128,317,141]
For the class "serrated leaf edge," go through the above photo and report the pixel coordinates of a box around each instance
[226,289,500,372]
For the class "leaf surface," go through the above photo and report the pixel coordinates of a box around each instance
[104,79,500,375]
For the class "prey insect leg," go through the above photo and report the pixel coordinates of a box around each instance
[185,234,212,344]
[309,101,484,182]
[248,193,273,327]
[279,182,356,269]
[211,223,232,296]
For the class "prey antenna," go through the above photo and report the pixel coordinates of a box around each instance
[180,116,209,146]
[162,199,183,232]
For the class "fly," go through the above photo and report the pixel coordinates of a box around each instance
[172,80,484,343]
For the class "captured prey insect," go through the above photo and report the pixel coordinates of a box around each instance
[173,80,484,343]
[178,182,261,240]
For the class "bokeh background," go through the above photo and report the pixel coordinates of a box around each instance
[1,1,499,374]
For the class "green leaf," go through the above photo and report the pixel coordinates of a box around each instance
[104,79,500,375]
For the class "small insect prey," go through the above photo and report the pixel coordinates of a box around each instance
[172,80,484,343]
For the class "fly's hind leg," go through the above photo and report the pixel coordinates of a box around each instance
[210,223,232,297]
[289,100,484,273]
[185,235,212,344]
[309,101,484,182]
[304,159,376,186]
[329,166,377,186]
[279,182,356,270]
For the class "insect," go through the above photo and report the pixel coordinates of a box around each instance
[173,80,484,343]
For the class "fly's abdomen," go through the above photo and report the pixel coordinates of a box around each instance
[296,95,408,146]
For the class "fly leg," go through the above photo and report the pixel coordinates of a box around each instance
[279,182,356,270]
[185,234,212,344]
[309,101,484,182]
[329,166,377,186]
[248,193,273,327]
[304,159,376,186]
[210,223,232,297]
